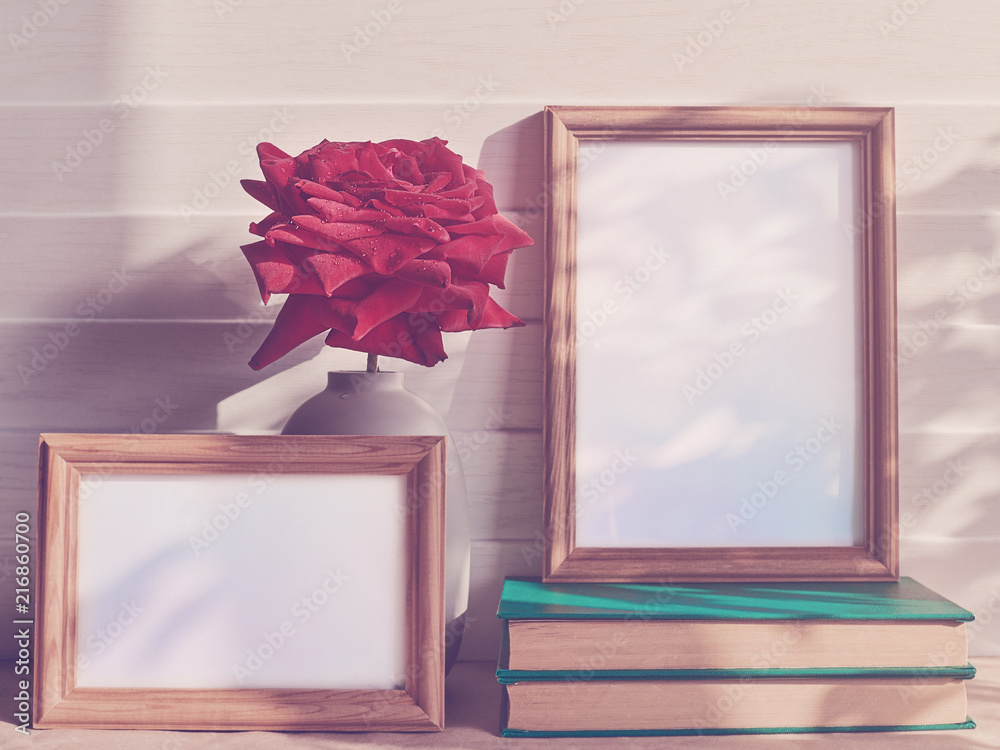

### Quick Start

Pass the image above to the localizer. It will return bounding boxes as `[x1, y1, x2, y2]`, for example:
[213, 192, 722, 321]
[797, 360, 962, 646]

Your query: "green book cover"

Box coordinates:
[497, 577, 975, 622]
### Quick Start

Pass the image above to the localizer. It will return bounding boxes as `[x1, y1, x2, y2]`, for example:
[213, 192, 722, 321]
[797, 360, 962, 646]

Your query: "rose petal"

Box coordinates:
[380, 214, 449, 241]
[470, 174, 499, 217]
[294, 248, 371, 296]
[350, 277, 424, 339]
[293, 213, 384, 244]
[304, 199, 449, 242]
[266, 223, 345, 254]
[357, 144, 399, 183]
[424, 172, 452, 193]
[446, 214, 534, 253]
[391, 155, 424, 186]
[381, 189, 472, 220]
[420, 138, 465, 186]
[241, 179, 280, 212]
[466, 250, 511, 289]
[324, 315, 447, 367]
[379, 137, 433, 155]
[295, 179, 362, 207]
[329, 277, 375, 300]
[434, 233, 504, 272]
[249, 295, 328, 370]
[307, 197, 397, 223]
[409, 279, 489, 328]
[286, 278, 422, 340]
[257, 142, 293, 161]
[241, 241, 325, 303]
[248, 212, 284, 238]
[304, 152, 340, 185]
[395, 259, 451, 288]
[436, 180, 477, 201]
[434, 297, 524, 332]
[303, 295, 360, 336]
[384, 190, 474, 222]
[340, 233, 437, 275]
[495, 214, 534, 252]
[307, 141, 361, 177]
[433, 215, 532, 274]
[257, 144, 311, 216]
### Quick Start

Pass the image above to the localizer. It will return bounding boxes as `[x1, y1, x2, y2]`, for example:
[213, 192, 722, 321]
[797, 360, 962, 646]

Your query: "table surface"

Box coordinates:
[3, 658, 997, 749]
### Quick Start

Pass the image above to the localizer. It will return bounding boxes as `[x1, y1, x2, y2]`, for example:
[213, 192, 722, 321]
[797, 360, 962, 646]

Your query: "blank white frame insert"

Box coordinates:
[75, 472, 407, 689]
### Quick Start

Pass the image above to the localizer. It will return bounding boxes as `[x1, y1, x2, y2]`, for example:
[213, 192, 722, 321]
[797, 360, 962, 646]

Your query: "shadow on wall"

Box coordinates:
[441, 112, 547, 437]
[893, 140, 1000, 549]
[0, 240, 321, 525]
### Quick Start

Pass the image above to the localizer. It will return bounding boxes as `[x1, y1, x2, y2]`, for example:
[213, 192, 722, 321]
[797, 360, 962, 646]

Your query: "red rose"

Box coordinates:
[239, 137, 533, 369]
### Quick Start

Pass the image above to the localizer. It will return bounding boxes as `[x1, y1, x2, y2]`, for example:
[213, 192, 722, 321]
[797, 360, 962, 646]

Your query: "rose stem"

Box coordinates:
[366, 352, 379, 373]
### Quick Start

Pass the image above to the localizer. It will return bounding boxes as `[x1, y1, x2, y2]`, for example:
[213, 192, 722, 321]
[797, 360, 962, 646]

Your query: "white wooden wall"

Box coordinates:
[2, 0, 999, 661]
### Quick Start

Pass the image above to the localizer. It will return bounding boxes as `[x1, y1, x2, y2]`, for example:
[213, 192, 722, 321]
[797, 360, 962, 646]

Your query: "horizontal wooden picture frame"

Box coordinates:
[34, 433, 446, 731]
[544, 106, 897, 583]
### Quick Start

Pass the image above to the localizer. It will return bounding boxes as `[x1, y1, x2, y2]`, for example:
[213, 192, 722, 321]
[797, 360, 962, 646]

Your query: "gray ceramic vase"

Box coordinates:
[280, 371, 471, 674]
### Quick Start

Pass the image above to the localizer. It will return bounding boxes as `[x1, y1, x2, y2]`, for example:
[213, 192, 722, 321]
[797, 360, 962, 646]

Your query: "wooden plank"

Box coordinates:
[0, 212, 543, 322]
[901, 538, 1000, 656]
[893, 106, 1000, 215]
[899, 432, 1000, 540]
[897, 322, 1000, 433]
[459, 541, 542, 663]
[3, 1, 997, 104]
[0, 103, 543, 214]
[3, 319, 999, 481]
[460, 430, 543, 542]
[2, 104, 998, 216]
[0, 320, 543, 433]
[5, 204, 998, 329]
[0, 432, 41, 495]
[896, 214, 1000, 328]
[1, 316, 995, 442]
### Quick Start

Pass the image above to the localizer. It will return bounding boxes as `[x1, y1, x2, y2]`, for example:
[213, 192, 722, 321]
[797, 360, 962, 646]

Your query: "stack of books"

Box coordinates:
[496, 577, 976, 738]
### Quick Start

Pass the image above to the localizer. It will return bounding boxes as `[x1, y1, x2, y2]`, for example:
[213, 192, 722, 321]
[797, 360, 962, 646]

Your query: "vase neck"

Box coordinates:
[326, 371, 404, 393]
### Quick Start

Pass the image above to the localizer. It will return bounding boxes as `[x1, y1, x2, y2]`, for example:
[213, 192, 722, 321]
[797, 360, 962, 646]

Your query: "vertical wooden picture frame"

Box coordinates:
[35, 433, 446, 731]
[544, 106, 897, 582]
